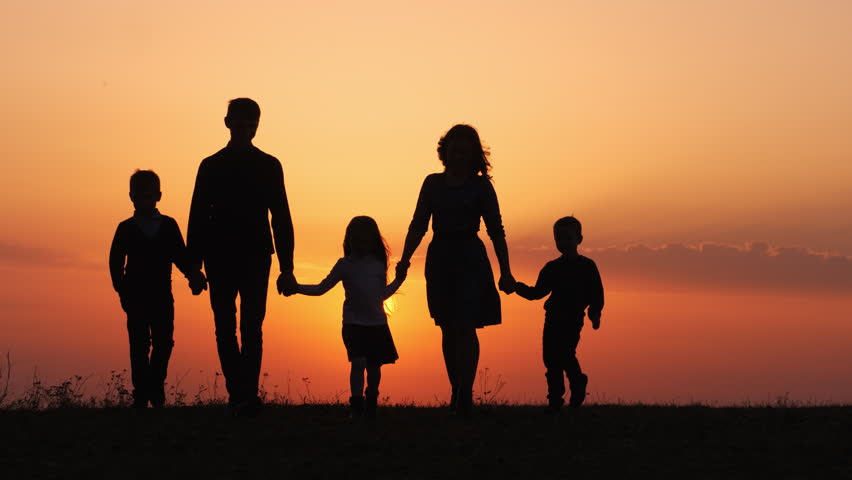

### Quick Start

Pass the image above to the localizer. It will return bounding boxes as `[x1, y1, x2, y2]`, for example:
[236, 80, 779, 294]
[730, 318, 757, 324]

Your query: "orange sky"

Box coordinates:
[2, 0, 851, 405]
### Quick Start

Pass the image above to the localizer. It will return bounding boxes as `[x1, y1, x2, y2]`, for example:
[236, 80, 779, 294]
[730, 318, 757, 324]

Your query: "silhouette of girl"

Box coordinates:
[296, 216, 406, 419]
[397, 124, 515, 415]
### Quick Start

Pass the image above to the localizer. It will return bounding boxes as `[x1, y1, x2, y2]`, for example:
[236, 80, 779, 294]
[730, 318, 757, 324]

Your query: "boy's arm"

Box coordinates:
[514, 264, 552, 301]
[108, 224, 127, 293]
[297, 260, 343, 296]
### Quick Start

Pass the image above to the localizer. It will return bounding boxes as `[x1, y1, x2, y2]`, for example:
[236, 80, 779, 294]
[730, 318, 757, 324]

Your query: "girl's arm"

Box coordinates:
[383, 267, 407, 299]
[298, 259, 344, 296]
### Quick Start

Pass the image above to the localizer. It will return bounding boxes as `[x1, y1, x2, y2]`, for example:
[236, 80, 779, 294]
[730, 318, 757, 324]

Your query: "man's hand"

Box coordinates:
[188, 271, 208, 296]
[277, 271, 298, 296]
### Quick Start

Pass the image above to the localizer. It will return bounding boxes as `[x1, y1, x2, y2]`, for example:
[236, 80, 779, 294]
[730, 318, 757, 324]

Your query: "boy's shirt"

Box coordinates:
[109, 210, 193, 304]
[515, 254, 604, 323]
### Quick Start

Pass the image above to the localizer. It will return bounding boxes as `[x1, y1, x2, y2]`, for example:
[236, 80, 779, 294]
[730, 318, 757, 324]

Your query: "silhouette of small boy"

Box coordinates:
[109, 170, 207, 408]
[514, 216, 604, 412]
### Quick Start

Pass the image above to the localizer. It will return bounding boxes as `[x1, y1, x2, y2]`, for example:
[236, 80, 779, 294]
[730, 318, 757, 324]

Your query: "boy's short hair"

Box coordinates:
[226, 98, 261, 120]
[554, 216, 582, 236]
[130, 170, 160, 193]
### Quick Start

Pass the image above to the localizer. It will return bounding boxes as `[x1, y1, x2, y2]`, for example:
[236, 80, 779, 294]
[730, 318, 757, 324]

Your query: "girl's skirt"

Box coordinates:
[342, 323, 399, 365]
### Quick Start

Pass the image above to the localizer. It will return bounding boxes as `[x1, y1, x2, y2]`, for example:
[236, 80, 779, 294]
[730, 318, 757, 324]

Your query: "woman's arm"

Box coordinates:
[481, 179, 515, 292]
[398, 177, 432, 268]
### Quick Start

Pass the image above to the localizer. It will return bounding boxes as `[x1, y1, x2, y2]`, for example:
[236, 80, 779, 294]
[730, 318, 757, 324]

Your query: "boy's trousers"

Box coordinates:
[126, 299, 175, 404]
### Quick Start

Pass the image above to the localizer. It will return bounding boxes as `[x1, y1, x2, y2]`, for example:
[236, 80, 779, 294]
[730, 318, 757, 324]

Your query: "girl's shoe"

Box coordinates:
[349, 396, 365, 419]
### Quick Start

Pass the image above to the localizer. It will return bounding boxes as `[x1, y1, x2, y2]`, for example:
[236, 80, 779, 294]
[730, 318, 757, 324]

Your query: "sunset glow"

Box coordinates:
[2, 0, 851, 405]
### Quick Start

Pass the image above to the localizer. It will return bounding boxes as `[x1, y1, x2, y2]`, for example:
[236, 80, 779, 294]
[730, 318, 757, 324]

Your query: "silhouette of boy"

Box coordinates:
[186, 98, 296, 415]
[109, 170, 206, 408]
[514, 216, 604, 411]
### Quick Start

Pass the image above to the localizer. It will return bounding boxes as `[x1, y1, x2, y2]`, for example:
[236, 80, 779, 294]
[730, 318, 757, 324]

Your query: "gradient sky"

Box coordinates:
[2, 0, 851, 405]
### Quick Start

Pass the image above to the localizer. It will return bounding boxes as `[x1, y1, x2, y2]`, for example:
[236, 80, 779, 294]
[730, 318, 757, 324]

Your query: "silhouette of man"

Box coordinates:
[187, 98, 298, 415]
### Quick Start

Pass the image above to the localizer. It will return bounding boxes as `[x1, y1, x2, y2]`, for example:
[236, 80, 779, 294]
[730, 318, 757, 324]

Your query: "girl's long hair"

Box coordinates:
[343, 216, 390, 281]
[436, 124, 492, 180]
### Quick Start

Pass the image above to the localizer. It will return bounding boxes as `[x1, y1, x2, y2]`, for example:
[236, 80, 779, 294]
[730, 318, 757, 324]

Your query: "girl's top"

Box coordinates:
[298, 257, 404, 326]
[407, 173, 506, 241]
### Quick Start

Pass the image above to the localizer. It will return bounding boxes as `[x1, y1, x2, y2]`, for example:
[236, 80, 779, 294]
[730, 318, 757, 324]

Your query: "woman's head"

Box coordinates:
[344, 216, 390, 275]
[437, 124, 492, 179]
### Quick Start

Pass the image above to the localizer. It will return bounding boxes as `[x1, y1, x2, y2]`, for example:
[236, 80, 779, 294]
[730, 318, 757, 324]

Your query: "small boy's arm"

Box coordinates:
[587, 263, 605, 322]
[108, 225, 127, 293]
[514, 265, 552, 301]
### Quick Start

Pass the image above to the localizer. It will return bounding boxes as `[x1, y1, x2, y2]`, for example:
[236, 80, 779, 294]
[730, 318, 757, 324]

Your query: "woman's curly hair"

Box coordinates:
[437, 124, 492, 180]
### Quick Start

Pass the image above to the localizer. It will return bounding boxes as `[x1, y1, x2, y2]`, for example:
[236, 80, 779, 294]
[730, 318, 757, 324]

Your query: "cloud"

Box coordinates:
[0, 240, 100, 270]
[513, 241, 852, 293]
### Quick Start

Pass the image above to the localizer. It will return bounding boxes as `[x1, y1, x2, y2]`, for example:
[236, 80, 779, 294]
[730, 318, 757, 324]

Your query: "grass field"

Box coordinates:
[1, 403, 850, 479]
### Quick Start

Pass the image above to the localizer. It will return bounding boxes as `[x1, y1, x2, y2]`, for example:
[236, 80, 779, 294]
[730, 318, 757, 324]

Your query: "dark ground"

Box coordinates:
[1, 404, 850, 479]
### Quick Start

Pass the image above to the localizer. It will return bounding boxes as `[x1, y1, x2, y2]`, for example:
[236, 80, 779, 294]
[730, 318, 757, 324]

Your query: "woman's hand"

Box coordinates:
[498, 273, 516, 294]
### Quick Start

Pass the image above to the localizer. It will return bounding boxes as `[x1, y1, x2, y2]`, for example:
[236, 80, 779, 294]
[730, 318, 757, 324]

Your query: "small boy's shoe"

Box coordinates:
[545, 397, 563, 415]
[349, 396, 365, 419]
[569, 374, 588, 408]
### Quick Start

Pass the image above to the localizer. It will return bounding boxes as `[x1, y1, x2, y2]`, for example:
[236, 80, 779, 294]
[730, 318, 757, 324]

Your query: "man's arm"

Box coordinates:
[268, 158, 297, 294]
[186, 160, 211, 273]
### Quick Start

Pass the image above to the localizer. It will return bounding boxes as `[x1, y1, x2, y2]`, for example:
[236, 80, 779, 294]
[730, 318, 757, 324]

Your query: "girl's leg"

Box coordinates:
[365, 363, 382, 418]
[349, 357, 367, 417]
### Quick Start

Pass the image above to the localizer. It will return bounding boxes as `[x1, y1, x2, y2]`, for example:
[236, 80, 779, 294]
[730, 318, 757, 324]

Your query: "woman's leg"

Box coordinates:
[439, 324, 458, 406]
[456, 326, 479, 414]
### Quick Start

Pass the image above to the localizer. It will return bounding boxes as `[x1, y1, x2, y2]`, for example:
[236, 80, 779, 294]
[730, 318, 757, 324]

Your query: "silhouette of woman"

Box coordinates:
[397, 124, 515, 415]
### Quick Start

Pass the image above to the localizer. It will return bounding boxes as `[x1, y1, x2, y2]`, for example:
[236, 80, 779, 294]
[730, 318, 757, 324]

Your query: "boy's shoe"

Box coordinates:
[568, 374, 588, 408]
[236, 396, 263, 417]
[131, 394, 148, 409]
[349, 396, 365, 420]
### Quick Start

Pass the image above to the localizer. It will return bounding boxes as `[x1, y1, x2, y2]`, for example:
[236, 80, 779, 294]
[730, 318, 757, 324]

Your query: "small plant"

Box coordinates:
[475, 367, 507, 407]
[0, 352, 12, 408]
[101, 370, 132, 407]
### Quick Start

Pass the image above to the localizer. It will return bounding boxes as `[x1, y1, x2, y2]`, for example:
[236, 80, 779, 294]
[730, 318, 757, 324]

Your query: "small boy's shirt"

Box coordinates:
[515, 254, 604, 323]
[109, 210, 192, 303]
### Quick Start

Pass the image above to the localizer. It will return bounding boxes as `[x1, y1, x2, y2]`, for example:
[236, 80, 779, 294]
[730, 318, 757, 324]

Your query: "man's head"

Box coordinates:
[225, 98, 261, 144]
[554, 216, 583, 255]
[129, 169, 161, 213]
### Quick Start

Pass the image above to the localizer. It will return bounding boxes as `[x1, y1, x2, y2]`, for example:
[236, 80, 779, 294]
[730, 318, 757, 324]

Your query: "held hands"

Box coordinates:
[188, 271, 208, 295]
[589, 311, 601, 330]
[498, 273, 516, 294]
[277, 271, 298, 296]
[395, 260, 410, 281]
